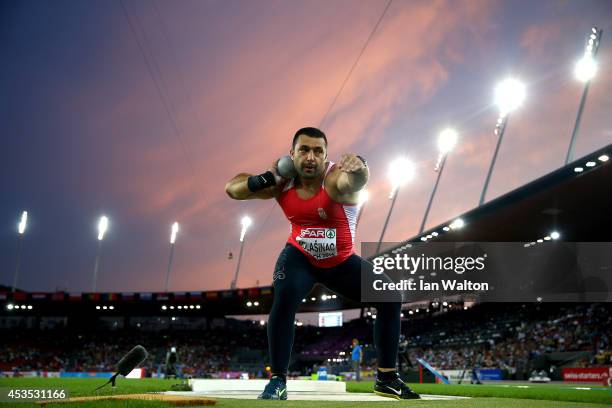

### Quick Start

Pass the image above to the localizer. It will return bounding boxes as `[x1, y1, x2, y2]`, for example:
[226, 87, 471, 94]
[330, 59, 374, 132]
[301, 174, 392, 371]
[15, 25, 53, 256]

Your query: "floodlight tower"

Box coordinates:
[419, 128, 458, 234]
[356, 189, 369, 227]
[479, 78, 526, 206]
[376, 157, 415, 253]
[11, 211, 28, 292]
[92, 215, 108, 292]
[164, 222, 180, 292]
[230, 216, 252, 290]
[566, 26, 603, 164]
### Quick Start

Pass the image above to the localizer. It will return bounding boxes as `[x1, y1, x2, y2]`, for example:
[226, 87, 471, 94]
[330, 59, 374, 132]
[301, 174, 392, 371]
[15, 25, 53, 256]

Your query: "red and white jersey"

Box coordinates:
[276, 162, 360, 268]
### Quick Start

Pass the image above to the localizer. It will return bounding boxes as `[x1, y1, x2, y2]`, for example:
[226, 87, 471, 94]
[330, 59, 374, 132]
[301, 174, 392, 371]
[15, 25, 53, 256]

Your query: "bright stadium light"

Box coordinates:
[388, 157, 415, 191]
[420, 128, 459, 234]
[358, 189, 369, 205]
[494, 78, 526, 115]
[92, 215, 109, 292]
[575, 55, 597, 82]
[170, 222, 179, 244]
[356, 189, 369, 227]
[438, 128, 458, 154]
[240, 216, 252, 242]
[12, 211, 29, 292]
[566, 27, 604, 164]
[550, 231, 561, 240]
[97, 216, 108, 241]
[164, 221, 180, 292]
[480, 79, 526, 205]
[231, 216, 253, 290]
[450, 218, 465, 230]
[378, 157, 415, 253]
[18, 211, 28, 235]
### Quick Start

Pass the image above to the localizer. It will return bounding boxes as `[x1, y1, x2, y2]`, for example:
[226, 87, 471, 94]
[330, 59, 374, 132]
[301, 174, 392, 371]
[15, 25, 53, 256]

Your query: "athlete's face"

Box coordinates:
[291, 134, 327, 180]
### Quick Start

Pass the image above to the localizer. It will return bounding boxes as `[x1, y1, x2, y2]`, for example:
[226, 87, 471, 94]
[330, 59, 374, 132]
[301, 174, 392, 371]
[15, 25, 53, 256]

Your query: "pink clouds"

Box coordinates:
[34, 1, 611, 293]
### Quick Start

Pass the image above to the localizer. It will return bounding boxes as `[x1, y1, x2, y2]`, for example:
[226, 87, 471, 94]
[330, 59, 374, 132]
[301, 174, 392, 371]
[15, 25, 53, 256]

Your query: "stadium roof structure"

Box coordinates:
[384, 142, 611, 246]
[0, 143, 610, 318]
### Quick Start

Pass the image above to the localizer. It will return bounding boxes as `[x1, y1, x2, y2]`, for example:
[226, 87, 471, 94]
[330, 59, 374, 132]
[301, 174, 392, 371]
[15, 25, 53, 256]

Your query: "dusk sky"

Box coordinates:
[1, 0, 611, 293]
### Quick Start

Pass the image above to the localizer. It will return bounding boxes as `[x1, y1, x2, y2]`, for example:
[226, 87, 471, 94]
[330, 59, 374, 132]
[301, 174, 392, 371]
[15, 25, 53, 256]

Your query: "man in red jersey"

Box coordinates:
[225, 127, 419, 400]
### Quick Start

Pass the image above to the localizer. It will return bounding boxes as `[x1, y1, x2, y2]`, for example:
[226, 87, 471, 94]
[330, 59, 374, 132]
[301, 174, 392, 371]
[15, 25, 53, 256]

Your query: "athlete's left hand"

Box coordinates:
[338, 153, 366, 173]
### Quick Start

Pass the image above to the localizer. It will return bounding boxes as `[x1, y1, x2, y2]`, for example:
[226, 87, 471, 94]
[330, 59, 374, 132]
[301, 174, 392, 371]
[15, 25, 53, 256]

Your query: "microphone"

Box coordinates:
[94, 345, 148, 391]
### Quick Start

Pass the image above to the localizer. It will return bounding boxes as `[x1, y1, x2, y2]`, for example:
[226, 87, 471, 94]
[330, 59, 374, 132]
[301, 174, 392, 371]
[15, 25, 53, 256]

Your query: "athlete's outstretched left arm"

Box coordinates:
[336, 153, 369, 194]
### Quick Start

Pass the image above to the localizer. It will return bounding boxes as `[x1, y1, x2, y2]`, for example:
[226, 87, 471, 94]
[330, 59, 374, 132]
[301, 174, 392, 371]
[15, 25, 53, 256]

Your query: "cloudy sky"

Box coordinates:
[1, 0, 611, 293]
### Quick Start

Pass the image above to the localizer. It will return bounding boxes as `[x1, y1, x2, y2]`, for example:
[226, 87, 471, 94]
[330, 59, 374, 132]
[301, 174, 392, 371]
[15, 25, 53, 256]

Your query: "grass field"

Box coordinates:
[0, 377, 610, 407]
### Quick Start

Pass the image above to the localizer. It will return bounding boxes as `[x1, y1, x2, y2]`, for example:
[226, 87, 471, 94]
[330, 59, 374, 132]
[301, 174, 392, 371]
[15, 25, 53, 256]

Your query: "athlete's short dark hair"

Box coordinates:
[292, 127, 327, 149]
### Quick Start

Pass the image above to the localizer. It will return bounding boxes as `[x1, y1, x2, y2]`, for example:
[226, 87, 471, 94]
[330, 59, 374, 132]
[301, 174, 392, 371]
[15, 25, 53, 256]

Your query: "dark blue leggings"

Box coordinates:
[267, 244, 401, 373]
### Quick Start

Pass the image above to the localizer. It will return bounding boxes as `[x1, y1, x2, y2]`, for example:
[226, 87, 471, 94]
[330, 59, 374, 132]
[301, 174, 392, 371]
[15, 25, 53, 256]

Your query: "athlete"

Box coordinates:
[225, 127, 420, 400]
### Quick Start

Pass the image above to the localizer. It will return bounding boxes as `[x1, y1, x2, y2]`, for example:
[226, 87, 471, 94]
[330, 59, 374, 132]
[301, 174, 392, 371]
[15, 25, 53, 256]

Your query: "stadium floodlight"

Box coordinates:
[480, 78, 526, 206]
[420, 129, 459, 234]
[449, 218, 465, 230]
[231, 216, 253, 290]
[566, 27, 603, 164]
[18, 211, 27, 235]
[550, 231, 560, 240]
[494, 78, 526, 115]
[12, 211, 29, 293]
[358, 189, 369, 205]
[377, 157, 415, 253]
[97, 216, 108, 241]
[355, 189, 369, 227]
[598, 154, 609, 162]
[92, 215, 109, 292]
[438, 128, 458, 155]
[170, 222, 179, 244]
[164, 221, 180, 292]
[240, 216, 252, 242]
[575, 55, 597, 82]
[388, 157, 415, 192]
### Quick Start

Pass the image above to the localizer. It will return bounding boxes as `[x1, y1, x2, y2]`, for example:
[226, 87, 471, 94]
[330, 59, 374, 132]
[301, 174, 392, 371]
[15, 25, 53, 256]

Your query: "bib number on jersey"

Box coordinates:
[296, 228, 337, 260]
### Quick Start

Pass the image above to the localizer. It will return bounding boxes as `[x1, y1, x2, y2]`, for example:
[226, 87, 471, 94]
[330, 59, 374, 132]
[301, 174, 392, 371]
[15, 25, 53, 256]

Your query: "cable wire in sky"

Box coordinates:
[319, 0, 393, 128]
[119, 0, 210, 209]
